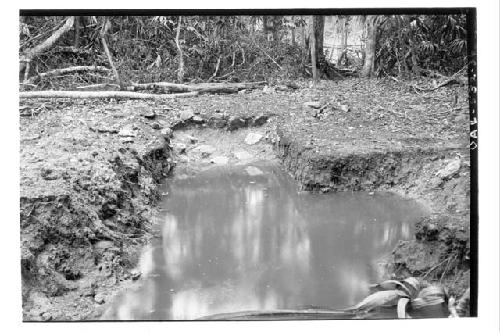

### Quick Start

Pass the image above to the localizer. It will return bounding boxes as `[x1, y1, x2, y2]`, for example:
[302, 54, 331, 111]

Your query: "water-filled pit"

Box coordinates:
[102, 162, 427, 320]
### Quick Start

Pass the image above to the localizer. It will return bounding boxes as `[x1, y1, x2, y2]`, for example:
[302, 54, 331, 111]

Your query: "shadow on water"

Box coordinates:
[101, 162, 428, 320]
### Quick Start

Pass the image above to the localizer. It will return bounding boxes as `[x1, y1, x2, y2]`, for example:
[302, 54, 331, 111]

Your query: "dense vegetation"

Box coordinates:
[19, 14, 470, 90]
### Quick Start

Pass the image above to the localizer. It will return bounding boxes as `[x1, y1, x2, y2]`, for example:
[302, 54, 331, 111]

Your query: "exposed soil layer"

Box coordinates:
[19, 78, 471, 320]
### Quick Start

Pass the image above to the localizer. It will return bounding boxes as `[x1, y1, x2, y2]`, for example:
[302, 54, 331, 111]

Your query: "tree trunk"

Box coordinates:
[99, 18, 122, 88]
[20, 91, 199, 100]
[337, 17, 349, 66]
[361, 15, 378, 78]
[74, 16, 81, 48]
[310, 16, 318, 85]
[313, 15, 324, 63]
[175, 16, 185, 83]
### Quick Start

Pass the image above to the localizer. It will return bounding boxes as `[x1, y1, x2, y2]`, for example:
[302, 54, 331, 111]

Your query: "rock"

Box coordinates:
[151, 122, 162, 130]
[252, 114, 269, 126]
[192, 115, 204, 124]
[304, 101, 322, 109]
[40, 168, 59, 180]
[179, 108, 195, 121]
[160, 128, 173, 140]
[245, 166, 264, 176]
[94, 240, 114, 250]
[118, 126, 137, 137]
[94, 293, 106, 304]
[435, 159, 461, 180]
[244, 132, 263, 145]
[234, 150, 253, 161]
[120, 137, 134, 144]
[130, 269, 141, 281]
[211, 156, 229, 165]
[228, 117, 246, 131]
[140, 109, 156, 119]
[339, 104, 350, 112]
[193, 144, 216, 158]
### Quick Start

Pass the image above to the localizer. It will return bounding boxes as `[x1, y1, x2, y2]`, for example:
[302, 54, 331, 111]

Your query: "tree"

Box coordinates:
[361, 15, 379, 78]
[310, 16, 318, 84]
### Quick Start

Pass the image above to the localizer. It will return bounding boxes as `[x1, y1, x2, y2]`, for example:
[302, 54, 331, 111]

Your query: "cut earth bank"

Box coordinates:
[19, 78, 471, 320]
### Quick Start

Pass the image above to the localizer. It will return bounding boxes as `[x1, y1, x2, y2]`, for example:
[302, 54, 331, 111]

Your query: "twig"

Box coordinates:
[208, 56, 221, 82]
[256, 44, 283, 70]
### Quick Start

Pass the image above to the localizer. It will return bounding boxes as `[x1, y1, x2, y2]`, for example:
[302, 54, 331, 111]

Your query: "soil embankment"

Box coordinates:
[19, 78, 471, 320]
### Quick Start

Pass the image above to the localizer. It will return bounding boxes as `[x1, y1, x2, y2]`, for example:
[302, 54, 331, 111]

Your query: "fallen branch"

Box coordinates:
[76, 83, 120, 91]
[19, 91, 199, 99]
[131, 81, 266, 94]
[21, 16, 75, 64]
[26, 66, 110, 84]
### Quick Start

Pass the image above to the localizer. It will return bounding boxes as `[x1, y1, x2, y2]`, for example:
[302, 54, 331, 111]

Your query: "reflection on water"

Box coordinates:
[102, 163, 425, 320]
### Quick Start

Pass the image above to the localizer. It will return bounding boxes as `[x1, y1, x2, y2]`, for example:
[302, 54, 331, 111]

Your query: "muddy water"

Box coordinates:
[102, 163, 426, 320]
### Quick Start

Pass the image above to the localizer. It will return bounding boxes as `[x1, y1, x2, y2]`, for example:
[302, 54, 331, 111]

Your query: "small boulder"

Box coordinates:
[160, 128, 173, 140]
[192, 115, 204, 124]
[435, 159, 461, 180]
[244, 132, 263, 145]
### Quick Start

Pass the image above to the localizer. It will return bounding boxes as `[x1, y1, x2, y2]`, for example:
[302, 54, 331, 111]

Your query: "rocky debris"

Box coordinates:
[435, 159, 461, 180]
[192, 144, 216, 158]
[244, 132, 264, 145]
[245, 166, 264, 176]
[211, 156, 229, 165]
[89, 124, 119, 134]
[208, 115, 228, 128]
[233, 150, 253, 161]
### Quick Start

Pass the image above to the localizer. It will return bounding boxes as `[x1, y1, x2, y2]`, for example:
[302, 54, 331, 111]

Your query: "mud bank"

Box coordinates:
[274, 128, 470, 305]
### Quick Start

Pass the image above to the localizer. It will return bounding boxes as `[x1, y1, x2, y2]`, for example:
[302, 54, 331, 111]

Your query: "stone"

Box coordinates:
[192, 115, 204, 124]
[304, 101, 322, 109]
[94, 240, 114, 250]
[40, 168, 59, 180]
[118, 126, 137, 137]
[211, 156, 229, 165]
[140, 109, 156, 119]
[244, 132, 263, 145]
[252, 114, 269, 126]
[339, 104, 350, 112]
[228, 117, 246, 131]
[160, 128, 173, 139]
[245, 166, 264, 176]
[435, 159, 461, 180]
[94, 293, 105, 304]
[179, 108, 195, 121]
[234, 150, 253, 161]
[151, 122, 162, 130]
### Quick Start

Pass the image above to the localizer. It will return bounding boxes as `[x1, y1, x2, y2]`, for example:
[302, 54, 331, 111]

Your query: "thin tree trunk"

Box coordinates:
[20, 91, 198, 100]
[175, 16, 185, 83]
[99, 18, 121, 88]
[361, 15, 378, 78]
[74, 16, 81, 48]
[310, 16, 318, 85]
